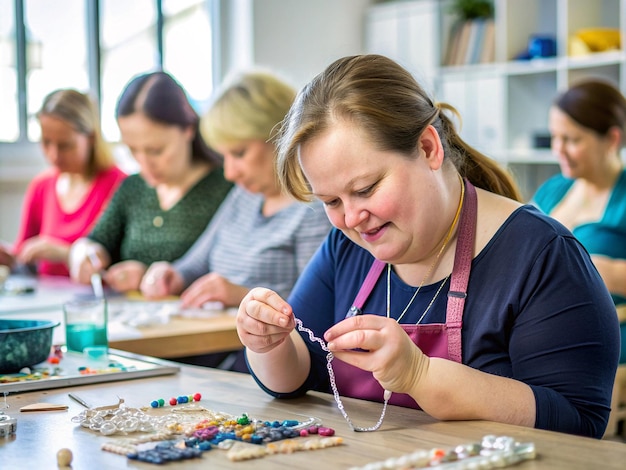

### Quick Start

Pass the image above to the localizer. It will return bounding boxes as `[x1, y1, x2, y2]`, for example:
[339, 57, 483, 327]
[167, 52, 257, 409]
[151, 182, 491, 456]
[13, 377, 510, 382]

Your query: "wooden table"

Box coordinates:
[0, 275, 242, 358]
[109, 313, 241, 358]
[1, 362, 624, 469]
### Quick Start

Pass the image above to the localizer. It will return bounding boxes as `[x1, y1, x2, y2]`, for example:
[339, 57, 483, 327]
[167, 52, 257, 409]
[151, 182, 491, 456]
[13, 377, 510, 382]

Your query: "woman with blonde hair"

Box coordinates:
[0, 89, 126, 276]
[141, 69, 330, 309]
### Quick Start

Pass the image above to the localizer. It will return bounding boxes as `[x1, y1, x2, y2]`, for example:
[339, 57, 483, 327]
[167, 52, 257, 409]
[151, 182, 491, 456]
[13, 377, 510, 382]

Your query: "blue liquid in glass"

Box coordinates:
[66, 323, 108, 352]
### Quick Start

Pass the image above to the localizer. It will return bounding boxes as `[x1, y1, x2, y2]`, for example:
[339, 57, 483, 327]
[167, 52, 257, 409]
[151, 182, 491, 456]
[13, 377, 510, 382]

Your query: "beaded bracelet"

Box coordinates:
[150, 393, 202, 408]
[347, 434, 536, 470]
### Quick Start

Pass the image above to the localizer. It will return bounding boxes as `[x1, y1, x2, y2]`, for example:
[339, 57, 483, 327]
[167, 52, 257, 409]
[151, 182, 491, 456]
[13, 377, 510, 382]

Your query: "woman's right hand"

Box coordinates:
[236, 287, 296, 354]
[140, 262, 182, 299]
[68, 239, 109, 284]
[0, 243, 15, 269]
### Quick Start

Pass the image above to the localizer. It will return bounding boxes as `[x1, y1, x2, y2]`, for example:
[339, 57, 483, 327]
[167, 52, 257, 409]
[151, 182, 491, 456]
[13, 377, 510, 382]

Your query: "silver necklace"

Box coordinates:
[387, 175, 464, 323]
[387, 265, 450, 324]
[294, 317, 391, 432]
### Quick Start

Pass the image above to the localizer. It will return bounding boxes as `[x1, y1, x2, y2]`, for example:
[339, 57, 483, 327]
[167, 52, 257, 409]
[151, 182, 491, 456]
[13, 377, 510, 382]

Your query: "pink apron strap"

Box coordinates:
[446, 179, 477, 362]
[345, 259, 386, 317]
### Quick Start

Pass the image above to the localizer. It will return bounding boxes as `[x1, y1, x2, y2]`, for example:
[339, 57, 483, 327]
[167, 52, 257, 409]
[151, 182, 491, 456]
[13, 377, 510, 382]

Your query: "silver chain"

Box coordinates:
[294, 317, 390, 432]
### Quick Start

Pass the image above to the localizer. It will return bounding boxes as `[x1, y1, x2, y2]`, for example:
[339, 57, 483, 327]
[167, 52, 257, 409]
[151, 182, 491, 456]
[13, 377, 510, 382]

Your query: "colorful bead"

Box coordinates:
[150, 392, 202, 408]
[53, 345, 64, 358]
[348, 435, 536, 470]
[127, 441, 203, 463]
[56, 448, 73, 467]
[318, 427, 335, 437]
[237, 414, 250, 425]
[149, 398, 167, 408]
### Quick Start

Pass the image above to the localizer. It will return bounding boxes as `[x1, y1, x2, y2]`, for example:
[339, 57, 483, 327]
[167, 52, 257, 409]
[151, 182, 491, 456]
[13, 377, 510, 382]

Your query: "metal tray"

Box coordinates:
[0, 348, 179, 394]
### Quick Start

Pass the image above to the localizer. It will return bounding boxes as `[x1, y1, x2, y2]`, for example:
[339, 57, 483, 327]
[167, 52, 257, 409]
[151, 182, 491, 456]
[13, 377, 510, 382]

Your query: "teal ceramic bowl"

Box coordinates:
[0, 319, 60, 372]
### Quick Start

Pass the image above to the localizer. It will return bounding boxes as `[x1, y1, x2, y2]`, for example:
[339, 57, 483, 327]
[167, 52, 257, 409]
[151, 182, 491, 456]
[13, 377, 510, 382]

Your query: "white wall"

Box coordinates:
[0, 0, 374, 244]
[0, 143, 45, 242]
[250, 0, 372, 86]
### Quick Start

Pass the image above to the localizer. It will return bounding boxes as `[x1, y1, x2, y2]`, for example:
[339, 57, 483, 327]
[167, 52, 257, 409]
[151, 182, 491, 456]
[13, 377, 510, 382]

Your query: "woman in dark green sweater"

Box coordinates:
[69, 71, 232, 292]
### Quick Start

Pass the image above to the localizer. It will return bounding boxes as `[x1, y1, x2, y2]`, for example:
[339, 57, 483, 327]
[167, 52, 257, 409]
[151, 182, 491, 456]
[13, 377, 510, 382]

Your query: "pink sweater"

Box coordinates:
[13, 166, 127, 276]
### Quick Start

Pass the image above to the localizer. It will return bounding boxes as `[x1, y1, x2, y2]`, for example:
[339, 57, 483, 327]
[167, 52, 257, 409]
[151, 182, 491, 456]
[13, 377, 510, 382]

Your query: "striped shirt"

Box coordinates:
[174, 186, 332, 299]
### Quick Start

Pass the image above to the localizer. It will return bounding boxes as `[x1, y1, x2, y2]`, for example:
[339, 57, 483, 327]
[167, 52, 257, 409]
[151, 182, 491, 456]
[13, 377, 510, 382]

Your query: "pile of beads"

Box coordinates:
[77, 361, 134, 375]
[226, 436, 344, 461]
[127, 441, 203, 464]
[183, 414, 319, 447]
[0, 369, 50, 384]
[99, 409, 337, 465]
[347, 435, 536, 470]
[150, 393, 201, 408]
[72, 402, 177, 436]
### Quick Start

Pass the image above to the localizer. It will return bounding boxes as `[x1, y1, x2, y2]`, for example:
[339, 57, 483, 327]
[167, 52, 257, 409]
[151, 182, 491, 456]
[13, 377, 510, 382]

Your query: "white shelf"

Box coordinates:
[365, 0, 626, 200]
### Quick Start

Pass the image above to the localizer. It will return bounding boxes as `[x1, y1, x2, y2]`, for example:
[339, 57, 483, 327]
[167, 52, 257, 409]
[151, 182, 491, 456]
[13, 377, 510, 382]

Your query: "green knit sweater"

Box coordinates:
[89, 169, 233, 266]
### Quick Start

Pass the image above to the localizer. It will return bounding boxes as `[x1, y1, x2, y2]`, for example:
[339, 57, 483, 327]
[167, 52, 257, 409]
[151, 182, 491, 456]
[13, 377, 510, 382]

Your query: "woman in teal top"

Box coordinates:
[532, 79, 626, 362]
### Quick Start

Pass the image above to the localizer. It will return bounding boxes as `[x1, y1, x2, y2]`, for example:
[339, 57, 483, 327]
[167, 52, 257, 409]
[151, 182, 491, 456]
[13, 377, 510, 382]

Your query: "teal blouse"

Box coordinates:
[532, 169, 626, 305]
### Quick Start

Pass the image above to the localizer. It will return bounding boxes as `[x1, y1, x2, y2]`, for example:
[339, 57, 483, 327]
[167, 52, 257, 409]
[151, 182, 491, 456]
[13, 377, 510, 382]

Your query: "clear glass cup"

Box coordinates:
[63, 298, 108, 354]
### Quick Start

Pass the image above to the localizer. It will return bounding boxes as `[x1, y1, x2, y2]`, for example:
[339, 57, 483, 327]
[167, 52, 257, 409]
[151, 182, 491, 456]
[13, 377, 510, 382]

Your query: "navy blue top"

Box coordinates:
[250, 205, 620, 438]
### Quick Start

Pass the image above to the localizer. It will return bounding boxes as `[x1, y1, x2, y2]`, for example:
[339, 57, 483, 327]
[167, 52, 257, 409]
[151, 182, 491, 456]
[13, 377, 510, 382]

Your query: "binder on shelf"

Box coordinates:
[452, 20, 473, 65]
[445, 18, 494, 66]
[443, 20, 463, 66]
[479, 18, 495, 63]
[468, 19, 486, 64]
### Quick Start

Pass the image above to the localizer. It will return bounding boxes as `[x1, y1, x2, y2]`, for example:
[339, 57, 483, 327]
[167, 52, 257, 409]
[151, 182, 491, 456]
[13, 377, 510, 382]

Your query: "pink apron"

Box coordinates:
[334, 179, 477, 408]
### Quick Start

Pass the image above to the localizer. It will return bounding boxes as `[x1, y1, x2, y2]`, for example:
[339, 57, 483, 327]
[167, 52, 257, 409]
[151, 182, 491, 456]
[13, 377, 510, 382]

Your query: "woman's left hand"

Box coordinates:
[103, 260, 147, 293]
[16, 236, 70, 264]
[181, 273, 250, 308]
[324, 315, 428, 395]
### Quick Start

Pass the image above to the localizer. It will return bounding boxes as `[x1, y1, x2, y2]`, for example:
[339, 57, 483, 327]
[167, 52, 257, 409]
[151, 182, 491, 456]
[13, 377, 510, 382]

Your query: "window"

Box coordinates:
[100, 0, 159, 141]
[25, 0, 90, 142]
[0, 0, 18, 143]
[0, 0, 217, 150]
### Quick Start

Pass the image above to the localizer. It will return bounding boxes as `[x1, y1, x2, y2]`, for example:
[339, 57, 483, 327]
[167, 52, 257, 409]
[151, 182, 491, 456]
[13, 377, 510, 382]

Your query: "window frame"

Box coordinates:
[0, 0, 220, 179]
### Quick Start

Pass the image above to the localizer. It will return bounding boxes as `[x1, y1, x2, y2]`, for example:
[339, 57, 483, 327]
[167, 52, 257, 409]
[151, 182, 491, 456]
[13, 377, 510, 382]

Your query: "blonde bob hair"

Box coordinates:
[201, 70, 297, 148]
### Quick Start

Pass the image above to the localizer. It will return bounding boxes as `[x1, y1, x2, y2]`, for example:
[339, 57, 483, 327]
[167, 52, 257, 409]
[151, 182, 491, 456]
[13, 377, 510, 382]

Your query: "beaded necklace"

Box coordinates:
[387, 174, 464, 324]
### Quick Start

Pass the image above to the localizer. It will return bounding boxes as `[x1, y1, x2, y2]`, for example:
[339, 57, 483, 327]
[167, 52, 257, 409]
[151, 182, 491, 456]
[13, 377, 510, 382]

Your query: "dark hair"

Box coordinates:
[276, 54, 522, 202]
[116, 71, 222, 166]
[38, 88, 114, 178]
[554, 78, 626, 146]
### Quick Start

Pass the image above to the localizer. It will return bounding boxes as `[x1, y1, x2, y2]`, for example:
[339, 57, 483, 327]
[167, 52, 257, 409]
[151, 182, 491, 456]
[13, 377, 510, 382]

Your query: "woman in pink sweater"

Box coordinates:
[0, 89, 126, 276]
